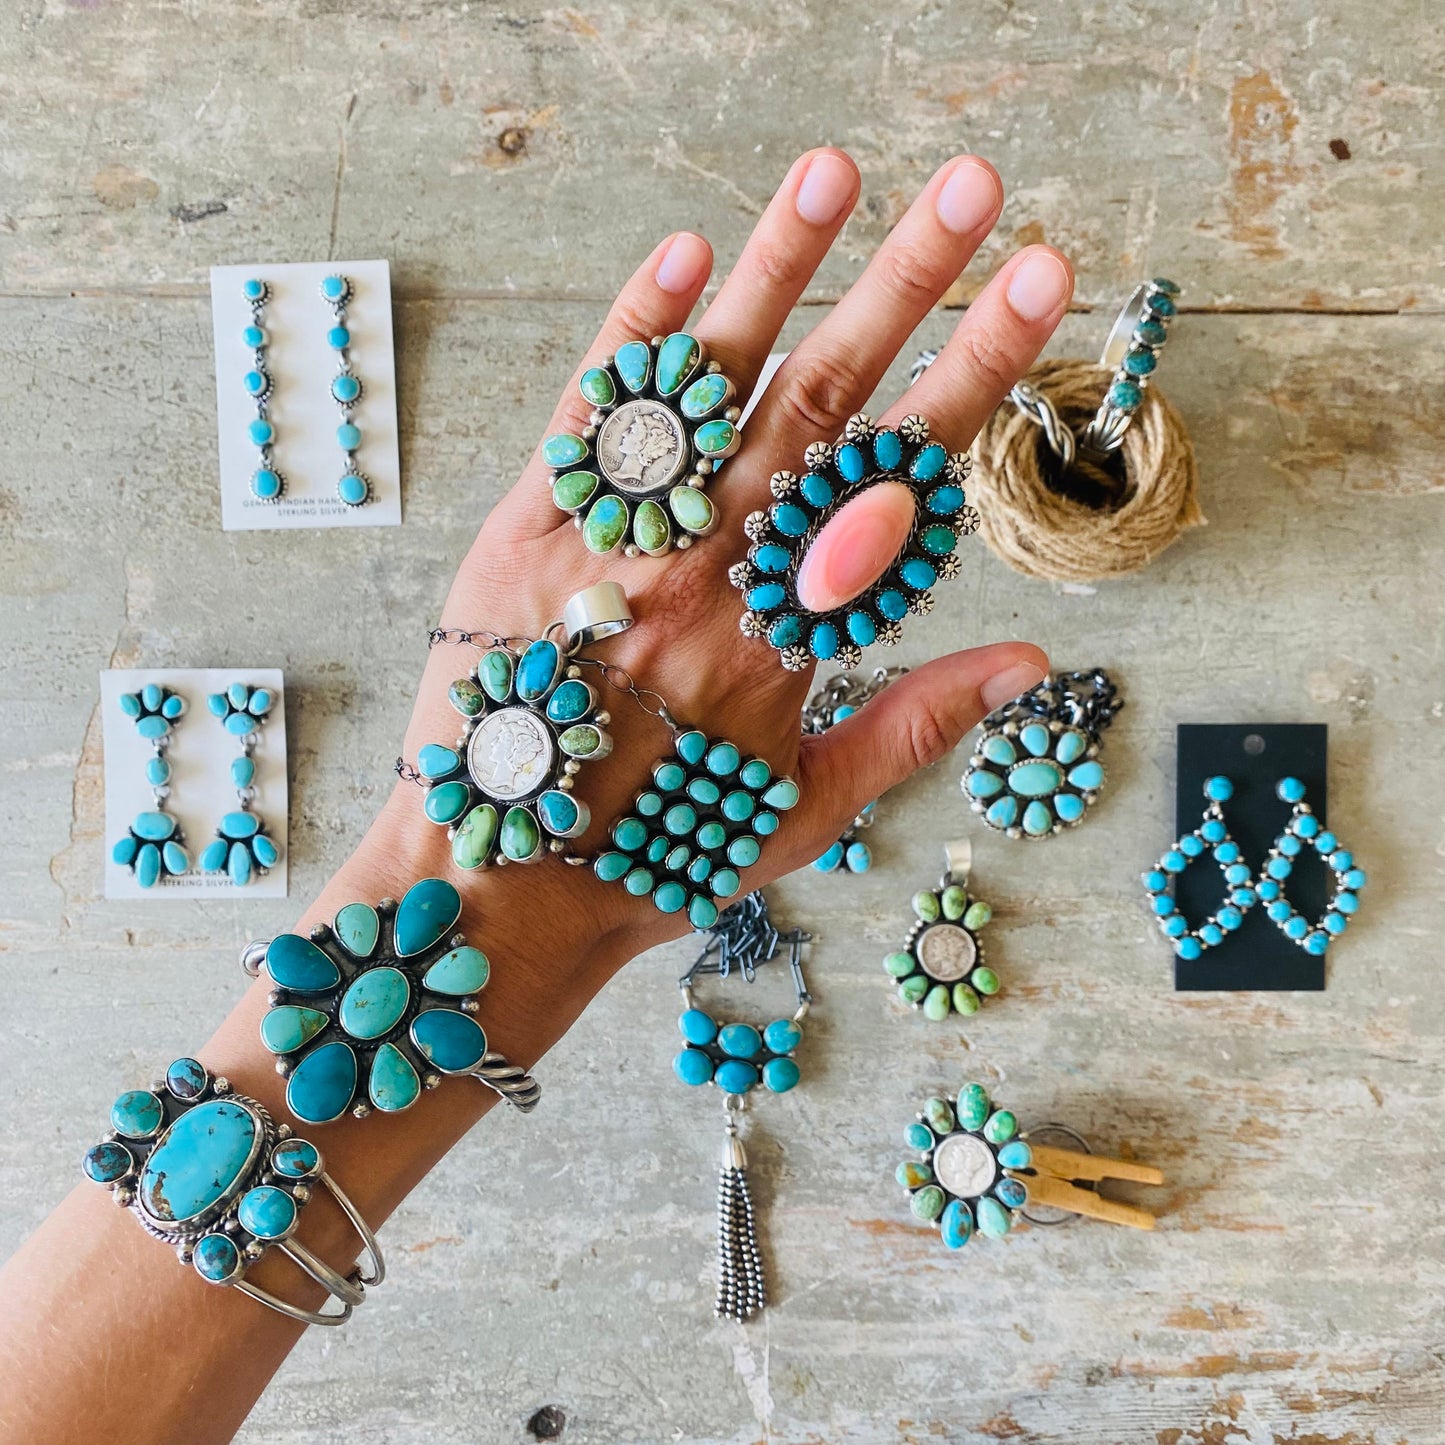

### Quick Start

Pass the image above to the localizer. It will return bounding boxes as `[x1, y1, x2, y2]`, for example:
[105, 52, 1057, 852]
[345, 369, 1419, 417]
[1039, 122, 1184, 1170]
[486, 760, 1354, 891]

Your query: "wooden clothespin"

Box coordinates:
[1013, 1143, 1165, 1231]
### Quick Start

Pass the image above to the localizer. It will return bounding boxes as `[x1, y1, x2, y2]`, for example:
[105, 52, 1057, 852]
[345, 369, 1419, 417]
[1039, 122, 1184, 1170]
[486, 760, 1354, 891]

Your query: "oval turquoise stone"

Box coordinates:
[538, 790, 580, 835]
[286, 1041, 358, 1124]
[983, 1109, 1018, 1144]
[728, 836, 761, 868]
[655, 332, 700, 395]
[226, 840, 252, 883]
[835, 443, 865, 482]
[450, 678, 485, 716]
[542, 433, 587, 468]
[976, 1196, 1012, 1237]
[688, 777, 721, 805]
[771, 503, 809, 536]
[271, 1140, 319, 1178]
[877, 589, 908, 620]
[259, 1004, 329, 1054]
[763, 1057, 800, 1093]
[264, 933, 341, 992]
[696, 820, 727, 850]
[668, 485, 714, 534]
[138, 1099, 258, 1223]
[874, 429, 903, 468]
[193, 1233, 241, 1283]
[920, 524, 956, 555]
[957, 1083, 990, 1130]
[83, 1140, 133, 1183]
[711, 867, 741, 898]
[746, 583, 786, 612]
[583, 495, 629, 553]
[715, 1059, 758, 1095]
[719, 1023, 762, 1059]
[133, 811, 177, 842]
[624, 866, 654, 896]
[706, 742, 741, 776]
[394, 877, 462, 957]
[136, 714, 169, 740]
[900, 558, 936, 590]
[940, 1199, 974, 1250]
[754, 544, 790, 573]
[653, 880, 687, 914]
[546, 680, 592, 723]
[663, 802, 696, 836]
[763, 1018, 802, 1054]
[847, 612, 876, 646]
[368, 1043, 421, 1112]
[911, 443, 947, 480]
[810, 622, 839, 659]
[248, 418, 274, 445]
[579, 367, 616, 407]
[417, 744, 460, 779]
[222, 810, 260, 839]
[145, 756, 171, 787]
[927, 484, 965, 515]
[424, 781, 471, 825]
[339, 966, 409, 1040]
[331, 373, 361, 403]
[1009, 760, 1063, 798]
[252, 469, 281, 500]
[680, 1008, 718, 1045]
[674, 1048, 714, 1086]
[681, 372, 728, 418]
[1055, 729, 1087, 765]
[516, 640, 561, 701]
[112, 835, 138, 867]
[453, 805, 498, 870]
[500, 806, 542, 861]
[238, 1185, 296, 1240]
[613, 817, 648, 852]
[410, 1008, 487, 1074]
[165, 1057, 207, 1100]
[423, 945, 490, 996]
[327, 324, 349, 349]
[695, 419, 737, 457]
[337, 423, 361, 451]
[111, 1089, 164, 1138]
[162, 840, 189, 876]
[614, 339, 651, 392]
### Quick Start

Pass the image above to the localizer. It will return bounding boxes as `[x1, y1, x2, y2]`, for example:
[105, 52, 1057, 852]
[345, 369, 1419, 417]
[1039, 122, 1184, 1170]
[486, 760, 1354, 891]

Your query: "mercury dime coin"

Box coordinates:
[467, 707, 555, 802]
[915, 922, 977, 983]
[596, 399, 688, 494]
[931, 1132, 999, 1200]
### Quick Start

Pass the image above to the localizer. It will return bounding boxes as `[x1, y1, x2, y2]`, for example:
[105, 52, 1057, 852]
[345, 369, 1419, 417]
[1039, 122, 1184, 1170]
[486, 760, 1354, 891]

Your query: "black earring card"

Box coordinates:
[1173, 723, 1328, 992]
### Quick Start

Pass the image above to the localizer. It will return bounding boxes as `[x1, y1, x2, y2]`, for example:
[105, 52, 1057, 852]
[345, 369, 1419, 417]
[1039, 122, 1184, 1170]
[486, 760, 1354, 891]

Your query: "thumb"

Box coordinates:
[784, 643, 1048, 866]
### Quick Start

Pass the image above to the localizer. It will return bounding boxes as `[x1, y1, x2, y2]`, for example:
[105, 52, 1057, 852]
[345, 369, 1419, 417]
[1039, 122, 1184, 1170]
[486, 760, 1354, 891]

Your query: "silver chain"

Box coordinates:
[801, 666, 908, 735]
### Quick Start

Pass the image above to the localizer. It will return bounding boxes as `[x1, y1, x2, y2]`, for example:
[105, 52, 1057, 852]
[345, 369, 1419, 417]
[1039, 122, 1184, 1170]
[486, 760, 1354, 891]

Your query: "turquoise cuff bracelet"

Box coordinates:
[248, 876, 540, 1124]
[84, 1057, 382, 1326]
[1080, 278, 1180, 457]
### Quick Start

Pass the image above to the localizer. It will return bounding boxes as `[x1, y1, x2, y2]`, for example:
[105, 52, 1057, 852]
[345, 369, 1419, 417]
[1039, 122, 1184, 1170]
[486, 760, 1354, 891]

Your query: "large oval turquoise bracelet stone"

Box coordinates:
[256, 877, 518, 1124]
[543, 332, 741, 557]
[593, 729, 799, 928]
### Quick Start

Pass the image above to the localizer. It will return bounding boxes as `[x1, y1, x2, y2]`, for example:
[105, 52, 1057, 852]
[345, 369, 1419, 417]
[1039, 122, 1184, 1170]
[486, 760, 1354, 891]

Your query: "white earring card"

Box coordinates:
[210, 259, 401, 531]
[102, 668, 289, 901]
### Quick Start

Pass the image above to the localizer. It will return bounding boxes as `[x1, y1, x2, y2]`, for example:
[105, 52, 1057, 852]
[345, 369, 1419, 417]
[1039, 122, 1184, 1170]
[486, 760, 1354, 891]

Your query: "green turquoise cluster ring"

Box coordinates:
[543, 332, 741, 557]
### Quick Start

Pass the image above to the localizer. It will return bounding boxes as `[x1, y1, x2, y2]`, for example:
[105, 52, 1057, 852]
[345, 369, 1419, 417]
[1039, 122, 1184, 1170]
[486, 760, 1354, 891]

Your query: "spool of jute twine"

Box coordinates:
[969, 357, 1205, 583]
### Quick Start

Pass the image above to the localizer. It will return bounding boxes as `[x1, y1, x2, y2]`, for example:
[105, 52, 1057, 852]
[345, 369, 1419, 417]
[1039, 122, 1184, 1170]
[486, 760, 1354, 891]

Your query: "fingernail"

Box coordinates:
[980, 661, 1048, 711]
[935, 159, 1002, 236]
[796, 153, 857, 226]
[1005, 251, 1072, 321]
[656, 232, 711, 295]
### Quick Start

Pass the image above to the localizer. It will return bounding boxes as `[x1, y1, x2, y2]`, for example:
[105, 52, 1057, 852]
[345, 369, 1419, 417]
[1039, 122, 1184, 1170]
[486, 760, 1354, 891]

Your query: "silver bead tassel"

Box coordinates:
[715, 1117, 766, 1321]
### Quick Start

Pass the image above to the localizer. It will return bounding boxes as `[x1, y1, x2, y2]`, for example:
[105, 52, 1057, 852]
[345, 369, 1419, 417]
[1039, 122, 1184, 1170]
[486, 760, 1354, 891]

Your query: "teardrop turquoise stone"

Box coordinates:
[410, 1009, 487, 1074]
[138, 1099, 258, 1224]
[515, 640, 561, 702]
[537, 790, 580, 835]
[424, 781, 471, 825]
[1055, 729, 1087, 765]
[228, 841, 253, 887]
[393, 878, 462, 957]
[940, 1199, 974, 1250]
[479, 649, 514, 702]
[259, 1004, 329, 1054]
[1068, 761, 1105, 790]
[1019, 722, 1051, 757]
[1022, 800, 1054, 836]
[676, 731, 707, 765]
[286, 1041, 358, 1124]
[681, 372, 728, 418]
[369, 1043, 422, 1112]
[265, 933, 341, 992]
[335, 902, 380, 957]
[583, 495, 628, 553]
[501, 806, 542, 861]
[339, 966, 410, 1040]
[418, 744, 461, 779]
[614, 340, 651, 392]
[546, 680, 592, 723]
[422, 945, 490, 996]
[976, 1196, 1012, 1237]
[655, 332, 700, 395]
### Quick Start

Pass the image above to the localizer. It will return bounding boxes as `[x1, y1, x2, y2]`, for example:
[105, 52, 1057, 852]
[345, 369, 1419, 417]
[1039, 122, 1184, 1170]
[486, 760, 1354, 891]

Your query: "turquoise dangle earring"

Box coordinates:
[111, 684, 190, 888]
[1141, 776, 1256, 960]
[671, 893, 811, 1320]
[200, 682, 281, 886]
[883, 841, 997, 1020]
[1258, 777, 1366, 956]
[242, 279, 284, 503]
[802, 666, 907, 874]
[322, 274, 370, 507]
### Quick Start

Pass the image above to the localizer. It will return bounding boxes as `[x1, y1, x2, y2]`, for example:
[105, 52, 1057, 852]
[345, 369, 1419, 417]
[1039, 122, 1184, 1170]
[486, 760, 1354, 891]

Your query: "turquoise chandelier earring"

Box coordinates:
[241, 278, 284, 503]
[883, 841, 997, 1020]
[671, 892, 812, 1320]
[321, 274, 370, 507]
[200, 682, 281, 886]
[1257, 777, 1366, 956]
[730, 413, 979, 671]
[1141, 775, 1257, 961]
[543, 332, 740, 556]
[111, 684, 190, 888]
[243, 875, 539, 1124]
[963, 669, 1120, 838]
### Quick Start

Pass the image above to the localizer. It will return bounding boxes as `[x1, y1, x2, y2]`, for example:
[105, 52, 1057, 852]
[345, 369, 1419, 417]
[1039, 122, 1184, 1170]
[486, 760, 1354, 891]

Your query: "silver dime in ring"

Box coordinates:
[596, 399, 688, 494]
[467, 707, 555, 802]
[915, 923, 977, 983]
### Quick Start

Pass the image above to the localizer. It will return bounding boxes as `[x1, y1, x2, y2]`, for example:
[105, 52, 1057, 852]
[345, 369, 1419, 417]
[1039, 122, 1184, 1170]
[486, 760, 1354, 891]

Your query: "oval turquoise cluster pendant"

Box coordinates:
[544, 332, 740, 557]
[896, 1081, 1030, 1249]
[427, 637, 612, 871]
[255, 877, 508, 1125]
[82, 1055, 381, 1323]
[593, 731, 799, 928]
[730, 412, 978, 671]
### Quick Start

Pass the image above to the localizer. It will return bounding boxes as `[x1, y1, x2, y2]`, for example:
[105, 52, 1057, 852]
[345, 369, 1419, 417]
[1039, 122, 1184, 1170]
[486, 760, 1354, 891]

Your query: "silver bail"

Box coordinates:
[562, 581, 633, 649]
[943, 838, 972, 888]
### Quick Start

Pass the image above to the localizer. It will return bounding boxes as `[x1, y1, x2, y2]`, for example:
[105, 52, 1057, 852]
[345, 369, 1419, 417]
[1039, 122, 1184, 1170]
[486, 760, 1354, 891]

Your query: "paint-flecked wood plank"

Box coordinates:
[1, 3, 1442, 309]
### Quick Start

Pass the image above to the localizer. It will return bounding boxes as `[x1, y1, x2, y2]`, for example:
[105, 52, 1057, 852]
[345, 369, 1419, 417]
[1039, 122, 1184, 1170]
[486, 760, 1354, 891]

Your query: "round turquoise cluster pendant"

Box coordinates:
[83, 1056, 380, 1321]
[897, 1082, 1030, 1249]
[256, 878, 494, 1124]
[731, 413, 978, 671]
[885, 878, 997, 1020]
[544, 332, 740, 556]
[593, 731, 799, 928]
[427, 638, 611, 870]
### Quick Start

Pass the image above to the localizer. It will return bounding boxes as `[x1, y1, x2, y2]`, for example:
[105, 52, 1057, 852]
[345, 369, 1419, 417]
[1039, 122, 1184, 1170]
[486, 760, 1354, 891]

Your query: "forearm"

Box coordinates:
[0, 792, 638, 1445]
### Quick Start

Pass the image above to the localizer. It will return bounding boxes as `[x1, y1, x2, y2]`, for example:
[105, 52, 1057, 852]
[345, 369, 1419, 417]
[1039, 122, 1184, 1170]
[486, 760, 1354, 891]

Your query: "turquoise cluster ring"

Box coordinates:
[83, 1056, 383, 1325]
[1080, 278, 1180, 456]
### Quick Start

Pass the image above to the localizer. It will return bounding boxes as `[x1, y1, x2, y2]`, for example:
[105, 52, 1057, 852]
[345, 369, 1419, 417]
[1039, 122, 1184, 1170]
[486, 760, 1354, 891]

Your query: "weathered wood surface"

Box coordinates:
[1, 4, 1443, 1443]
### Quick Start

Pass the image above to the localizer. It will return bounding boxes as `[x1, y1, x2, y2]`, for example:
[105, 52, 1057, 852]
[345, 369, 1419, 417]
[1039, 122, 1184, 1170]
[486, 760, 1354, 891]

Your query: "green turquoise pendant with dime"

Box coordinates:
[543, 333, 741, 558]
